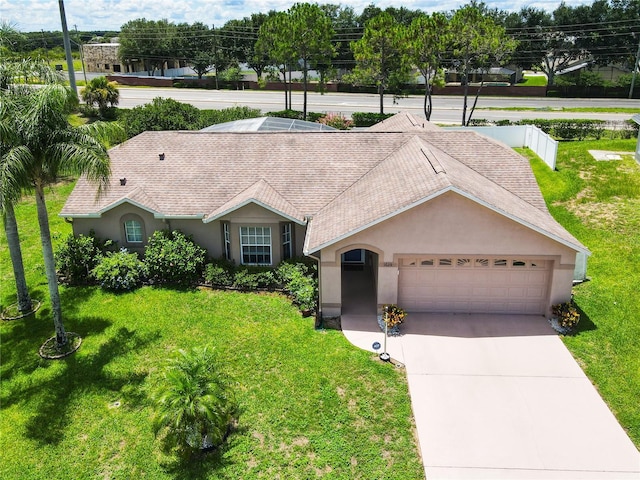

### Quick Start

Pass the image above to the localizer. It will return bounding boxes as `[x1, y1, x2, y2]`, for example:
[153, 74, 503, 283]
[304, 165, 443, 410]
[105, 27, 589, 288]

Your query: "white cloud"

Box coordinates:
[0, 0, 594, 32]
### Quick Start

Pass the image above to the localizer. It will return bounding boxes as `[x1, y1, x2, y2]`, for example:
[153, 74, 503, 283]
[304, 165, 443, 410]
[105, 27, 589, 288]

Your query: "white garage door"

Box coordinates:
[398, 256, 550, 314]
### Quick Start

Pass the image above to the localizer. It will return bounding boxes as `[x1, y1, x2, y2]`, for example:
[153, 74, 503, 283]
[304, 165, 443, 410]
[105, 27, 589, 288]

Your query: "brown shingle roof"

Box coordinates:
[367, 111, 441, 132]
[61, 122, 587, 254]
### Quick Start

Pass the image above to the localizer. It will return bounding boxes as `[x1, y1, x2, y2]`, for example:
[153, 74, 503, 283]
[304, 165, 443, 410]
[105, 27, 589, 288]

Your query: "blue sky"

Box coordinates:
[1, 0, 593, 32]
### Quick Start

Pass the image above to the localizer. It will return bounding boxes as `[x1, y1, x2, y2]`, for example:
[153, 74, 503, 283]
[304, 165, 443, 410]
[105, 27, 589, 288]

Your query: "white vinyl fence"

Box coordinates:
[445, 125, 558, 170]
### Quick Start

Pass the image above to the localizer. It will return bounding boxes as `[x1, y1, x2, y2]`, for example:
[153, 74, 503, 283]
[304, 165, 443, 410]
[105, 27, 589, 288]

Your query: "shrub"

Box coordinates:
[120, 97, 203, 138]
[552, 301, 580, 330]
[276, 260, 318, 312]
[55, 232, 114, 285]
[351, 112, 394, 127]
[518, 119, 606, 140]
[144, 230, 207, 286]
[200, 106, 262, 127]
[232, 270, 260, 291]
[92, 249, 146, 291]
[204, 260, 234, 287]
[318, 112, 353, 130]
[150, 346, 236, 457]
[266, 109, 304, 120]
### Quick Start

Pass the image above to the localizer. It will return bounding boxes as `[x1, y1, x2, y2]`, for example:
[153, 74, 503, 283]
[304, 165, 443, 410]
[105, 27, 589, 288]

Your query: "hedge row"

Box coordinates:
[473, 118, 639, 141]
[56, 230, 318, 313]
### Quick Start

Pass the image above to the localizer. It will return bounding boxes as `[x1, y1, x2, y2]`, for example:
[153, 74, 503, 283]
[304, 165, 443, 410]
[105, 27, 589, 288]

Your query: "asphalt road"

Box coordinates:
[116, 86, 640, 124]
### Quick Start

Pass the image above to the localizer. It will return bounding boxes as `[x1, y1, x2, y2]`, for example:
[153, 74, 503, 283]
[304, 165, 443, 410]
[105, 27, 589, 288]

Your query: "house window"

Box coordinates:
[223, 222, 231, 261]
[124, 220, 143, 243]
[105, 64, 110, 70]
[113, 64, 121, 72]
[282, 223, 292, 260]
[240, 226, 271, 265]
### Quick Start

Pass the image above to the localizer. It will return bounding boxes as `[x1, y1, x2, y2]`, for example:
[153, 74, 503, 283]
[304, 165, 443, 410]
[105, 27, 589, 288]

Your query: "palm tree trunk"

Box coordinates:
[4, 204, 33, 313]
[35, 184, 67, 347]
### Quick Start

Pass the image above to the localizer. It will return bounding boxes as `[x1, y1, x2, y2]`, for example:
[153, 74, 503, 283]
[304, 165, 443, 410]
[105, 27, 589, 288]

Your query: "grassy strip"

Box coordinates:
[522, 139, 640, 447]
[479, 106, 640, 113]
[0, 184, 424, 479]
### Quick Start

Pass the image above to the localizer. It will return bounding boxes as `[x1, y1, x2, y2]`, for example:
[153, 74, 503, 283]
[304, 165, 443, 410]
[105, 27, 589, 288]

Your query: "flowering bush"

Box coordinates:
[318, 112, 353, 130]
[382, 304, 407, 328]
[552, 301, 580, 330]
[92, 249, 146, 291]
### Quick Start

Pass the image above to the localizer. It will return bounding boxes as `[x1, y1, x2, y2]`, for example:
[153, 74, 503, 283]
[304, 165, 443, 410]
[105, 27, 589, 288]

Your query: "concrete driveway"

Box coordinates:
[341, 313, 640, 479]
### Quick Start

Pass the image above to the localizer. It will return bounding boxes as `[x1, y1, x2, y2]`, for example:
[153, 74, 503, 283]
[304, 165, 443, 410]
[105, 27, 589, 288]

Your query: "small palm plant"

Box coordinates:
[150, 346, 236, 457]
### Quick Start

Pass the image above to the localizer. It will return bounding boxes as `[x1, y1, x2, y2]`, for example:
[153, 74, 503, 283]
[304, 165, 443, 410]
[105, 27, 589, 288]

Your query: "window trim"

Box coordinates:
[239, 226, 272, 266]
[222, 222, 232, 261]
[121, 214, 146, 246]
[281, 222, 293, 261]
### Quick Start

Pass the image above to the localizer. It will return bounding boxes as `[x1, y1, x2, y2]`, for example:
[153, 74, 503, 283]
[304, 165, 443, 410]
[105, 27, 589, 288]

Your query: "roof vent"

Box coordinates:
[159, 153, 165, 161]
[119, 178, 127, 186]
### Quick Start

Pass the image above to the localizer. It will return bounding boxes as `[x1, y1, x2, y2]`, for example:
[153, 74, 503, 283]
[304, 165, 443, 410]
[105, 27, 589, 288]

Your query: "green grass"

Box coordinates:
[480, 106, 640, 114]
[0, 183, 424, 479]
[516, 74, 548, 87]
[526, 138, 640, 447]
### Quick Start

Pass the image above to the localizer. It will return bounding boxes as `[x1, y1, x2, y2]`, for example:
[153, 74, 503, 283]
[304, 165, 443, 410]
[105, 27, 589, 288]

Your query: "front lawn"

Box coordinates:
[525, 138, 640, 447]
[0, 184, 424, 479]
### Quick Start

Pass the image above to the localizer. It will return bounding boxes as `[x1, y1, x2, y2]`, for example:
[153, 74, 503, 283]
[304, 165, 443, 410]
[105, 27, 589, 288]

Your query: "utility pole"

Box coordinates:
[74, 24, 87, 84]
[58, 0, 77, 98]
[629, 34, 640, 100]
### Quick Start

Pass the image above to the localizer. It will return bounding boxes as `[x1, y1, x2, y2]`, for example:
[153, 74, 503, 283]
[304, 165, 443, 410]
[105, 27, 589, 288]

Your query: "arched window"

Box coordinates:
[121, 214, 146, 246]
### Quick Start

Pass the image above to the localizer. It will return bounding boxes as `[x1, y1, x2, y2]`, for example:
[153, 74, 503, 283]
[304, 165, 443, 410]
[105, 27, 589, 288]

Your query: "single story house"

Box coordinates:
[61, 112, 589, 318]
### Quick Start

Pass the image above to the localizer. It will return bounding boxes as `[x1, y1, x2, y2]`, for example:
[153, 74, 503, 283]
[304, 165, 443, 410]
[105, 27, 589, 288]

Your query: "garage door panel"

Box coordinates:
[398, 257, 550, 315]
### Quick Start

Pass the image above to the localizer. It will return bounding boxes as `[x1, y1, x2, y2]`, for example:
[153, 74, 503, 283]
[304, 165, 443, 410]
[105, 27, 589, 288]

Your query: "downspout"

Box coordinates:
[303, 215, 322, 328]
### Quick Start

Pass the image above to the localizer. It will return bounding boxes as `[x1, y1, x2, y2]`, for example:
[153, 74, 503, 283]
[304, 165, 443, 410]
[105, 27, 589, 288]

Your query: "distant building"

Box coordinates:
[81, 43, 144, 74]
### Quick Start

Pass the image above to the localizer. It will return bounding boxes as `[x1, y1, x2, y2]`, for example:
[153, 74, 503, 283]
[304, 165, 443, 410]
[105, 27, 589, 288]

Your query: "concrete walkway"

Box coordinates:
[341, 312, 640, 479]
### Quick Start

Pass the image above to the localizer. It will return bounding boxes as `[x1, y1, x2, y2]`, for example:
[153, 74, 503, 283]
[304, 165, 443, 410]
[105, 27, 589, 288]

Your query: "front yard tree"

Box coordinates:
[1, 94, 33, 315]
[3, 84, 113, 349]
[349, 12, 410, 114]
[450, 5, 517, 126]
[151, 346, 237, 456]
[406, 12, 450, 120]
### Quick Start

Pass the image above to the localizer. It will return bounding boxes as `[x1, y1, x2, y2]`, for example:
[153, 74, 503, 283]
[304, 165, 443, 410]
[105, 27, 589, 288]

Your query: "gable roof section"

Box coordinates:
[305, 135, 588, 255]
[367, 111, 441, 132]
[205, 179, 306, 224]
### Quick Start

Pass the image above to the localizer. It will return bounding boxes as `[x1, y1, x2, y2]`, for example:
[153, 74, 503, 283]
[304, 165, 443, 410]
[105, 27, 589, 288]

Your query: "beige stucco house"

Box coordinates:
[61, 112, 589, 318]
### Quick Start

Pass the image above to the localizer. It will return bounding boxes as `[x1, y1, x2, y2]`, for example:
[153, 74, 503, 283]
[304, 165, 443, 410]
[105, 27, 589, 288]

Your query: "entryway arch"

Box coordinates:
[339, 246, 380, 315]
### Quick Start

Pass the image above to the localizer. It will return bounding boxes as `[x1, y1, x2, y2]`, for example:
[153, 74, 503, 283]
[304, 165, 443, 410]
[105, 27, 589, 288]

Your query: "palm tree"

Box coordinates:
[81, 76, 119, 117]
[151, 347, 236, 456]
[3, 83, 112, 348]
[1, 87, 34, 315]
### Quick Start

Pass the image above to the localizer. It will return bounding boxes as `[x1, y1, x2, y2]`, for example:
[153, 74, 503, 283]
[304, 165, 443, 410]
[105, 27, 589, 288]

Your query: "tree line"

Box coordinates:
[112, 0, 638, 121]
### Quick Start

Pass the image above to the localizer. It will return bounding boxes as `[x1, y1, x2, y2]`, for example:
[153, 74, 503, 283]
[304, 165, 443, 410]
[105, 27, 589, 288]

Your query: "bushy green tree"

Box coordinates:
[348, 12, 410, 114]
[406, 12, 450, 120]
[450, 4, 517, 125]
